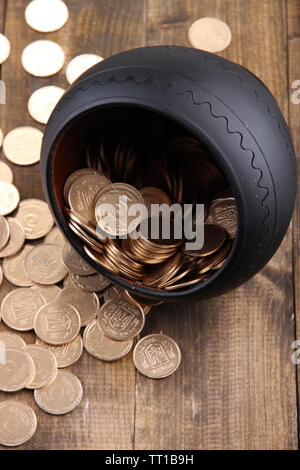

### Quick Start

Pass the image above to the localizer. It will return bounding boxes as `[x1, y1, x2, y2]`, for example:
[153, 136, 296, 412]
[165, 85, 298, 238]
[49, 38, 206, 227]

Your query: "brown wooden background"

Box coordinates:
[0, 0, 299, 450]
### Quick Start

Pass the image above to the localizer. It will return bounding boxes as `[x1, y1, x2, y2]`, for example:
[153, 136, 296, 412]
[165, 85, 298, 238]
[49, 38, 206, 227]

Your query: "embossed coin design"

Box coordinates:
[25, 0, 69, 33]
[83, 319, 133, 361]
[62, 243, 95, 276]
[0, 161, 13, 183]
[98, 298, 145, 341]
[26, 344, 57, 389]
[0, 215, 9, 249]
[34, 370, 83, 415]
[2, 244, 35, 287]
[0, 401, 37, 447]
[34, 300, 81, 345]
[21, 40, 65, 77]
[0, 332, 27, 350]
[210, 198, 238, 238]
[66, 53, 103, 84]
[25, 243, 67, 284]
[0, 182, 20, 215]
[0, 218, 25, 257]
[36, 335, 83, 368]
[56, 287, 100, 326]
[15, 199, 53, 239]
[0, 348, 35, 391]
[28, 85, 65, 124]
[0, 34, 10, 64]
[133, 334, 181, 378]
[3, 127, 43, 165]
[1, 287, 45, 331]
[188, 17, 232, 53]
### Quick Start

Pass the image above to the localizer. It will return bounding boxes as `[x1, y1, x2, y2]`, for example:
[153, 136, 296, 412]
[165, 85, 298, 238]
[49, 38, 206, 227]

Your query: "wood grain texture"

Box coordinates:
[134, 0, 298, 450]
[0, 0, 146, 450]
[287, 0, 300, 438]
[0, 0, 298, 450]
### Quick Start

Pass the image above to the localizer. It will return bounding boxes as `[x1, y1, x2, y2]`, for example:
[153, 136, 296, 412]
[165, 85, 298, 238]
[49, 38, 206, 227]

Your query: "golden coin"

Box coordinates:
[68, 172, 110, 224]
[25, 243, 67, 284]
[95, 183, 145, 236]
[0, 34, 10, 64]
[56, 287, 100, 327]
[62, 243, 95, 276]
[44, 225, 65, 247]
[63, 168, 100, 204]
[26, 344, 57, 389]
[182, 223, 227, 257]
[0, 215, 9, 249]
[30, 284, 61, 303]
[28, 85, 65, 124]
[143, 252, 183, 287]
[0, 161, 13, 183]
[66, 53, 103, 84]
[63, 273, 76, 289]
[210, 198, 238, 238]
[164, 274, 210, 290]
[1, 287, 45, 331]
[188, 17, 232, 53]
[133, 334, 181, 379]
[3, 127, 43, 165]
[68, 220, 105, 253]
[70, 272, 111, 292]
[22, 40, 65, 77]
[36, 335, 83, 368]
[34, 300, 81, 345]
[103, 284, 125, 303]
[83, 319, 133, 361]
[34, 370, 83, 415]
[0, 182, 20, 215]
[25, 0, 69, 33]
[98, 298, 145, 341]
[0, 401, 37, 447]
[140, 187, 171, 213]
[0, 129, 2, 149]
[0, 218, 25, 257]
[2, 244, 35, 287]
[15, 199, 54, 239]
[0, 348, 35, 391]
[0, 332, 27, 350]
[197, 241, 232, 274]
[0, 265, 2, 286]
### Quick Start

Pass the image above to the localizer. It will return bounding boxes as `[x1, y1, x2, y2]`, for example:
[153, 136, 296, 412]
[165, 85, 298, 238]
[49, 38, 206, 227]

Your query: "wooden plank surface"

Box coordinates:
[134, 0, 298, 450]
[0, 0, 298, 450]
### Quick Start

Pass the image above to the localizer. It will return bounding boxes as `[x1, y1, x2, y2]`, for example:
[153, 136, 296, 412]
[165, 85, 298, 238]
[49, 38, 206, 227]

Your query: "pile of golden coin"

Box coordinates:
[64, 134, 237, 291]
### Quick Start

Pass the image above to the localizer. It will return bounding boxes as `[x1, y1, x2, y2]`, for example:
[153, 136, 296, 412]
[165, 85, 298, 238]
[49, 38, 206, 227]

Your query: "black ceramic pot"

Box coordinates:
[40, 46, 297, 302]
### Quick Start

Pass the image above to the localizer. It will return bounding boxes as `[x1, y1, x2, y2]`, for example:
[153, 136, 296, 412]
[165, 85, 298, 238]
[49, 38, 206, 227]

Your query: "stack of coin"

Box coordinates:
[63, 132, 237, 291]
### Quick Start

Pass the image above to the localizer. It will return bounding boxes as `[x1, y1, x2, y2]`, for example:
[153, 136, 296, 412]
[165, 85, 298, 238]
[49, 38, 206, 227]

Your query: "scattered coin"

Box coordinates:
[15, 199, 54, 239]
[0, 265, 2, 287]
[0, 161, 13, 183]
[34, 370, 83, 415]
[31, 284, 62, 303]
[62, 243, 95, 276]
[103, 284, 125, 303]
[44, 225, 65, 248]
[0, 332, 27, 350]
[133, 334, 181, 379]
[2, 244, 35, 287]
[28, 85, 65, 124]
[0, 401, 37, 447]
[0, 34, 10, 64]
[26, 344, 57, 389]
[0, 215, 9, 249]
[56, 287, 100, 326]
[63, 273, 76, 289]
[0, 182, 20, 215]
[3, 126, 43, 165]
[83, 319, 133, 361]
[0, 348, 35, 391]
[25, 0, 69, 33]
[70, 271, 111, 292]
[68, 172, 110, 224]
[1, 287, 45, 331]
[34, 300, 81, 345]
[21, 40, 65, 77]
[66, 53, 104, 84]
[25, 243, 67, 284]
[0, 218, 25, 257]
[188, 17, 232, 53]
[36, 335, 83, 368]
[98, 298, 145, 341]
